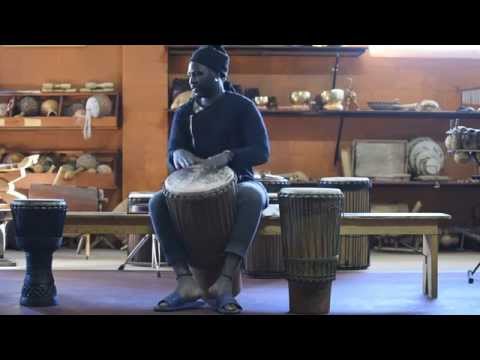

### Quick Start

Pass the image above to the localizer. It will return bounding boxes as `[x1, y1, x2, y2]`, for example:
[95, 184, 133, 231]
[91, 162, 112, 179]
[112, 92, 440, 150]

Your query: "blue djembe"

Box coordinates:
[11, 199, 67, 307]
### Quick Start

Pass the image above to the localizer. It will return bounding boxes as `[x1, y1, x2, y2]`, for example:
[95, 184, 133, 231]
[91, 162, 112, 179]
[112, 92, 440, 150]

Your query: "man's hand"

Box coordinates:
[173, 149, 203, 170]
[203, 150, 234, 170]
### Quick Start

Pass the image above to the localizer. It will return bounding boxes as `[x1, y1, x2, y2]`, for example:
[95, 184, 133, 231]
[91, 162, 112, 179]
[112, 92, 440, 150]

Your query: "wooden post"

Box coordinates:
[423, 233, 439, 299]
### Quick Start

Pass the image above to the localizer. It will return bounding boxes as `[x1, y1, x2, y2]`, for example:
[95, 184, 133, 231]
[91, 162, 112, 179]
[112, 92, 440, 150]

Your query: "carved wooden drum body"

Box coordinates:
[11, 199, 67, 307]
[279, 188, 344, 315]
[164, 166, 241, 296]
[319, 177, 371, 270]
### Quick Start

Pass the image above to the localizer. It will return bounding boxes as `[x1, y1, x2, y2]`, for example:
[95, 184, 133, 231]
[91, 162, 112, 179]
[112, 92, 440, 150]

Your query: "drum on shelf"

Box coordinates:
[259, 177, 289, 205]
[11, 199, 67, 307]
[127, 192, 160, 265]
[319, 177, 371, 270]
[164, 165, 240, 296]
[279, 188, 343, 315]
[244, 224, 285, 279]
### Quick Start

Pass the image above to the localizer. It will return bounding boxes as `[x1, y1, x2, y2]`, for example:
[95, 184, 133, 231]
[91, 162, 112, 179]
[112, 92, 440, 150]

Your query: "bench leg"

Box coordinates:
[85, 234, 91, 260]
[423, 233, 438, 299]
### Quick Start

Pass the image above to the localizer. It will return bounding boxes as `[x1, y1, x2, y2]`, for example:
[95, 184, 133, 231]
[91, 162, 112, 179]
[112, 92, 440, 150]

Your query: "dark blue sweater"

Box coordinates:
[168, 92, 270, 182]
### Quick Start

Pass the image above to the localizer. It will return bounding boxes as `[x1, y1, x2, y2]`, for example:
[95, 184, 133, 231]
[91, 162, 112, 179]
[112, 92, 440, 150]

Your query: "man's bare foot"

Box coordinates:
[154, 275, 204, 312]
[208, 274, 242, 314]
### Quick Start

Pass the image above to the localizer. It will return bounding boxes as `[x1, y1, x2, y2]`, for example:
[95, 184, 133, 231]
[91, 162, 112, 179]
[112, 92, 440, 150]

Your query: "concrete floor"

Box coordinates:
[1, 248, 479, 273]
[2, 248, 480, 315]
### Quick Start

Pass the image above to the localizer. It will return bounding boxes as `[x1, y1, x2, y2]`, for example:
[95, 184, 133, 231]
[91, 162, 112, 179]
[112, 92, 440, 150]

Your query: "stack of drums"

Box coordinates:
[258, 177, 290, 205]
[244, 222, 284, 279]
[319, 177, 371, 270]
[244, 177, 289, 278]
[279, 188, 344, 315]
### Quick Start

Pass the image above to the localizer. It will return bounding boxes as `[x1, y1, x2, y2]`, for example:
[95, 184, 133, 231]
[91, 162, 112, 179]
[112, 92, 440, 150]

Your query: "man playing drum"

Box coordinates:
[149, 45, 270, 314]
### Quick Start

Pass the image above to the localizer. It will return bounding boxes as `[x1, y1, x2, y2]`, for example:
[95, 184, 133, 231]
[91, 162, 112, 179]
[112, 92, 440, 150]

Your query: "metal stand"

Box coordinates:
[118, 234, 163, 278]
[468, 262, 480, 284]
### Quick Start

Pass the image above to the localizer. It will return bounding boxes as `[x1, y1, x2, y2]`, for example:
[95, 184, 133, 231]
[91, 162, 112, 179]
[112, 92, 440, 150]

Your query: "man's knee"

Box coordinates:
[237, 183, 266, 208]
[148, 191, 167, 214]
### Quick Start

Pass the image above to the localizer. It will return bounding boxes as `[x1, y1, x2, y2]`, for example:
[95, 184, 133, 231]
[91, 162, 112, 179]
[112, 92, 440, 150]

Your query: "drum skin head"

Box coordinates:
[279, 188, 343, 197]
[12, 199, 67, 207]
[165, 166, 235, 195]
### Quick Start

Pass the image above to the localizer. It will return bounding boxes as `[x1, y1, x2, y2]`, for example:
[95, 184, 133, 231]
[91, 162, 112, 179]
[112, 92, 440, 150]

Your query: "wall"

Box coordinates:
[0, 46, 124, 209]
[1, 46, 480, 219]
[169, 51, 480, 180]
[122, 46, 169, 196]
[170, 51, 480, 109]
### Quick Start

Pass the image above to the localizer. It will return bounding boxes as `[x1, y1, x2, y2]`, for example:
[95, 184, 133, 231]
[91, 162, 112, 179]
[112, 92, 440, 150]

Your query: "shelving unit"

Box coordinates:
[260, 110, 480, 119]
[0, 91, 122, 129]
[372, 181, 480, 188]
[6, 150, 121, 194]
[166, 45, 480, 230]
[0, 90, 123, 210]
[0, 116, 117, 130]
[167, 45, 368, 57]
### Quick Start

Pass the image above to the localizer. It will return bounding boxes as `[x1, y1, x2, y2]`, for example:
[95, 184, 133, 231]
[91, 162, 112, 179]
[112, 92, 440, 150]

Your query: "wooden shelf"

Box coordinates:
[167, 45, 368, 57]
[15, 172, 117, 191]
[373, 181, 480, 188]
[0, 91, 118, 97]
[260, 110, 480, 119]
[168, 109, 480, 120]
[0, 116, 118, 130]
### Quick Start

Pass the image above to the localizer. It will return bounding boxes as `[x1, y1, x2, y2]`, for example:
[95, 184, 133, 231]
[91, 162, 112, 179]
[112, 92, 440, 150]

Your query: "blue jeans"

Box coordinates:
[148, 181, 268, 266]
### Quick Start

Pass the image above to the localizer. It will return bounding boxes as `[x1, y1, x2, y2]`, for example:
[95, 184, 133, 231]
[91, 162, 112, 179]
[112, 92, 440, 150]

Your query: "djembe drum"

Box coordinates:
[11, 199, 67, 307]
[279, 188, 343, 315]
[164, 165, 241, 296]
[319, 177, 371, 270]
[244, 178, 288, 278]
[244, 224, 285, 278]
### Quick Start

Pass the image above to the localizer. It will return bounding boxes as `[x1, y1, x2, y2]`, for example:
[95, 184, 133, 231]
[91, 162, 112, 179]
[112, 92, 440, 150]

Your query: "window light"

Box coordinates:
[369, 45, 480, 59]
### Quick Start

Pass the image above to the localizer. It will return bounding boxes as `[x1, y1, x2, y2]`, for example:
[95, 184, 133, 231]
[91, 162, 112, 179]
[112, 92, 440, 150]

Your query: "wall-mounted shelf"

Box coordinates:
[373, 181, 480, 188]
[260, 110, 480, 119]
[0, 116, 117, 130]
[168, 45, 368, 57]
[15, 172, 117, 191]
[169, 108, 480, 120]
[0, 90, 122, 129]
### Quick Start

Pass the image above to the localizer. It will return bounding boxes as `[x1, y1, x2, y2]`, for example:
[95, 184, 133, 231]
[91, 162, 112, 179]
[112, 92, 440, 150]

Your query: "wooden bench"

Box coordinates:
[0, 207, 450, 299]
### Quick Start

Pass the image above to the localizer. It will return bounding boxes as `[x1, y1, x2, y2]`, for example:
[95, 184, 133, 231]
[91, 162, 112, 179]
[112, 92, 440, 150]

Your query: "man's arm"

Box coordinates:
[229, 102, 270, 168]
[167, 110, 191, 173]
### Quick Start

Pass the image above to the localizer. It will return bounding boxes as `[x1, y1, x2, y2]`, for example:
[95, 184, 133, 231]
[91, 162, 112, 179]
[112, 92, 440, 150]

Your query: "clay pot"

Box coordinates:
[462, 128, 477, 150]
[76, 153, 98, 170]
[40, 99, 59, 117]
[0, 103, 10, 117]
[454, 152, 470, 164]
[86, 95, 113, 118]
[64, 102, 85, 117]
[18, 97, 39, 116]
[97, 164, 113, 174]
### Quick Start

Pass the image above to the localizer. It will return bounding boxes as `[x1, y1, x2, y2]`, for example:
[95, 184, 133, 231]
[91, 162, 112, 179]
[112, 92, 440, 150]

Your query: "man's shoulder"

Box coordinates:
[225, 92, 257, 108]
[173, 100, 193, 117]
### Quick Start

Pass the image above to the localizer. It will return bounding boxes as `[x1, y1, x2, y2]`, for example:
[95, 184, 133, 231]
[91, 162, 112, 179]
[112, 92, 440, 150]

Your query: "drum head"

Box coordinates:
[128, 192, 155, 200]
[165, 166, 236, 195]
[279, 188, 343, 197]
[319, 177, 371, 191]
[12, 199, 67, 207]
[320, 177, 370, 184]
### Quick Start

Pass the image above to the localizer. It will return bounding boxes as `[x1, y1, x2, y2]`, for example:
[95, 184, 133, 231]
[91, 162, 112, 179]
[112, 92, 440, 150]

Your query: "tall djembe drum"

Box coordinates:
[279, 188, 343, 315]
[11, 199, 67, 307]
[319, 177, 371, 270]
[164, 166, 241, 296]
[243, 177, 289, 278]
